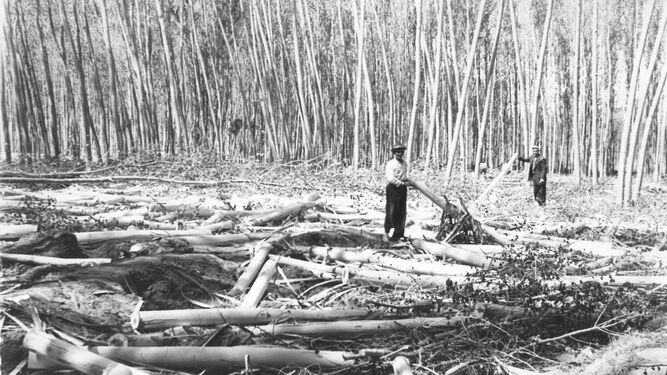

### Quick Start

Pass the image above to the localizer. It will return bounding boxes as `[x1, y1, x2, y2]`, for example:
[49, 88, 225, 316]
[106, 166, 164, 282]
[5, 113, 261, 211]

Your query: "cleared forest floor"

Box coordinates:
[1, 155, 666, 375]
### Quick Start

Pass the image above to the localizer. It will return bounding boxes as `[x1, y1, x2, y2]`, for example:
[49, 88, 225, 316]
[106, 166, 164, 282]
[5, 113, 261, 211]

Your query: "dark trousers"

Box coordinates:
[385, 184, 407, 240]
[533, 181, 546, 205]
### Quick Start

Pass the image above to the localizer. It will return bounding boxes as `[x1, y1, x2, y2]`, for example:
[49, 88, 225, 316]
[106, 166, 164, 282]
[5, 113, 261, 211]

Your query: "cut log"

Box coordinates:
[181, 233, 272, 246]
[272, 255, 470, 288]
[392, 356, 413, 375]
[306, 246, 476, 276]
[411, 239, 499, 268]
[0, 176, 238, 186]
[239, 258, 278, 308]
[248, 193, 320, 226]
[303, 211, 385, 223]
[251, 316, 465, 336]
[200, 220, 235, 232]
[0, 224, 38, 240]
[0, 253, 111, 266]
[23, 331, 151, 375]
[74, 229, 212, 244]
[0, 200, 22, 211]
[229, 234, 288, 296]
[486, 227, 626, 256]
[408, 180, 450, 211]
[131, 307, 373, 330]
[30, 345, 354, 370]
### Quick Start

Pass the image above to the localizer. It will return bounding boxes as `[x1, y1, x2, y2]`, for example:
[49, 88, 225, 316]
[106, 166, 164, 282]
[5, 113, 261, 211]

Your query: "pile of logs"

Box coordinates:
[1, 183, 666, 374]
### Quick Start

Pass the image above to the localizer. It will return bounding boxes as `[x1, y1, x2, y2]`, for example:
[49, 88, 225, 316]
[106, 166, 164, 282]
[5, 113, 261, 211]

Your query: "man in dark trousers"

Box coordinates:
[384, 144, 410, 241]
[518, 145, 548, 205]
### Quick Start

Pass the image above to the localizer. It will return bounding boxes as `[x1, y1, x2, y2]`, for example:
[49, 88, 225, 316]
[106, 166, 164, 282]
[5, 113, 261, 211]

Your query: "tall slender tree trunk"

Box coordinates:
[155, 0, 185, 153]
[352, 0, 365, 169]
[633, 66, 667, 200]
[35, 0, 60, 158]
[425, 0, 444, 168]
[571, 0, 582, 183]
[529, 0, 553, 148]
[474, 0, 505, 180]
[443, 0, 487, 184]
[616, 0, 656, 204]
[406, 0, 423, 165]
[591, 0, 599, 184]
[508, 0, 529, 157]
[0, 0, 8, 163]
[623, 1, 667, 201]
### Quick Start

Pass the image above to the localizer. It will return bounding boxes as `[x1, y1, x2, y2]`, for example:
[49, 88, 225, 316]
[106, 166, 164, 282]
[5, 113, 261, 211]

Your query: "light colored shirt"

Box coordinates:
[385, 158, 408, 186]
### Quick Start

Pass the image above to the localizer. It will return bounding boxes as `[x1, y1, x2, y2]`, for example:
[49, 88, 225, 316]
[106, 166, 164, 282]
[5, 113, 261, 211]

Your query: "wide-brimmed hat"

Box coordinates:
[391, 144, 407, 153]
[531, 145, 541, 150]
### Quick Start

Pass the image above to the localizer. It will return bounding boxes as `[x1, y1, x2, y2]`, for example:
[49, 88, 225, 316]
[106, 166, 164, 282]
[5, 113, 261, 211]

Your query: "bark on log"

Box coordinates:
[32, 345, 354, 370]
[248, 193, 320, 226]
[251, 316, 465, 336]
[131, 307, 373, 330]
[23, 331, 152, 375]
[239, 257, 278, 308]
[0, 224, 38, 240]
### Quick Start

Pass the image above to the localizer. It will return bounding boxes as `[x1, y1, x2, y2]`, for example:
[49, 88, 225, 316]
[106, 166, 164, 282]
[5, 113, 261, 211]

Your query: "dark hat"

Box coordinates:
[391, 144, 407, 153]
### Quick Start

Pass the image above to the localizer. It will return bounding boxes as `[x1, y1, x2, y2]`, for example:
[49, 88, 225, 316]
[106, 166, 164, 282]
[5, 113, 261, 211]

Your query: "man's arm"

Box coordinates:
[385, 161, 404, 186]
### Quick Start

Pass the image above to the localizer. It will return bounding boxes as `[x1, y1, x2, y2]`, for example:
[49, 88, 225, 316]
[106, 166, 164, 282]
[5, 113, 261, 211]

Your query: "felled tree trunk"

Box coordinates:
[0, 224, 38, 240]
[251, 316, 465, 336]
[2, 232, 85, 258]
[229, 234, 288, 296]
[0, 253, 110, 266]
[81, 345, 353, 370]
[306, 246, 475, 276]
[239, 257, 278, 308]
[23, 331, 152, 375]
[411, 239, 498, 268]
[273, 255, 469, 288]
[248, 193, 320, 226]
[131, 307, 373, 330]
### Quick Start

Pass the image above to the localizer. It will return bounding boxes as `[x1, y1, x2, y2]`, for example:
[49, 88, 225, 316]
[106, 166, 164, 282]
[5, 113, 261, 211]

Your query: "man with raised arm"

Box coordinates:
[518, 145, 548, 206]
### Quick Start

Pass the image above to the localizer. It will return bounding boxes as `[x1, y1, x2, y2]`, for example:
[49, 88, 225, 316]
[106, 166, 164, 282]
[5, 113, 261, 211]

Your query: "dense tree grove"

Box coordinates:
[0, 0, 665, 203]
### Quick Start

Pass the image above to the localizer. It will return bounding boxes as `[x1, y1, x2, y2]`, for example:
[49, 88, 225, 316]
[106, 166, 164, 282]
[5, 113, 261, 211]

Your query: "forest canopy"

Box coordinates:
[0, 0, 665, 203]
